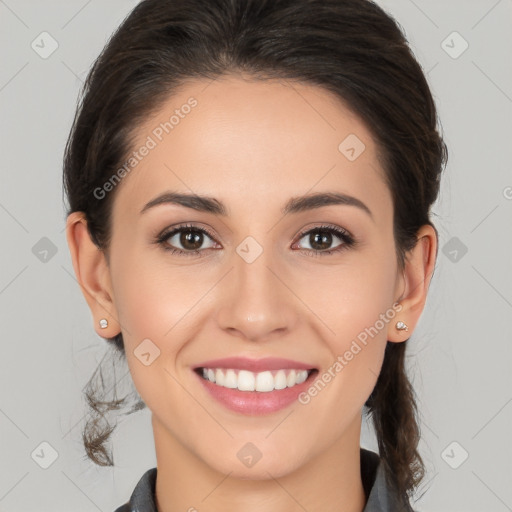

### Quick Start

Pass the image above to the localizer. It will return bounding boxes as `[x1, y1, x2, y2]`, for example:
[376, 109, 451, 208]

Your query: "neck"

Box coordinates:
[152, 414, 367, 512]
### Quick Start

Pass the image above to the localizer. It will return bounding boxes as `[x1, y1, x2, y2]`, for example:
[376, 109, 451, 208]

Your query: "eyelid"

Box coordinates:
[295, 223, 352, 241]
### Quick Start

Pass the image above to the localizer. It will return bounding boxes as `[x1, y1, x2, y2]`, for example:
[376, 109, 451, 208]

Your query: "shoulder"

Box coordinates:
[113, 467, 157, 512]
[361, 448, 416, 512]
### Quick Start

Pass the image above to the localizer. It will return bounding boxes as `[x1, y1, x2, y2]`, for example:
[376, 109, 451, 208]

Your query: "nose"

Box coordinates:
[216, 244, 297, 342]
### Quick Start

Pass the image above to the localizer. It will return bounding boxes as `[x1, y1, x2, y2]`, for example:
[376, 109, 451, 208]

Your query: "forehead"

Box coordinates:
[112, 75, 390, 220]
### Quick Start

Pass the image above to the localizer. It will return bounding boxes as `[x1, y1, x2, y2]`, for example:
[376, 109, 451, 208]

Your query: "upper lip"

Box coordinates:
[194, 357, 317, 372]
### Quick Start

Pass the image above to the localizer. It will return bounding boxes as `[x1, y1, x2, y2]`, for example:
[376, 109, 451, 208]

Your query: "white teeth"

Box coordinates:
[224, 369, 238, 388]
[237, 370, 255, 391]
[295, 370, 307, 384]
[215, 368, 225, 387]
[255, 371, 274, 392]
[274, 370, 287, 390]
[200, 368, 310, 392]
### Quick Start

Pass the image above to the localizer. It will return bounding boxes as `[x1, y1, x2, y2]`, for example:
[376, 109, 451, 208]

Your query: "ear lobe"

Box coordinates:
[65, 211, 120, 337]
[387, 224, 438, 343]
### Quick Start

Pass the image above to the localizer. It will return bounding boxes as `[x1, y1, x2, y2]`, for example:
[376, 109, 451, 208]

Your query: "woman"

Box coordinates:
[63, 0, 447, 510]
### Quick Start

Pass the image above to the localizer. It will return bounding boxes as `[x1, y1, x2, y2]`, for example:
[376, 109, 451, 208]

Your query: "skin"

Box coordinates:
[66, 73, 437, 512]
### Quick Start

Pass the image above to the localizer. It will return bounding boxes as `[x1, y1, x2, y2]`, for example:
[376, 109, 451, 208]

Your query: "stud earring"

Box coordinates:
[396, 321, 408, 331]
[99, 318, 108, 329]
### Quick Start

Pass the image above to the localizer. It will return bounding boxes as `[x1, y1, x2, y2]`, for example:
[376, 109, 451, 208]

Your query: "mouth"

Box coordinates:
[192, 357, 319, 415]
[194, 367, 317, 392]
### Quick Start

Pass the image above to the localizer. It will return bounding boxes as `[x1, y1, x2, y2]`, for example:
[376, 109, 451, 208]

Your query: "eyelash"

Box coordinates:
[154, 223, 356, 258]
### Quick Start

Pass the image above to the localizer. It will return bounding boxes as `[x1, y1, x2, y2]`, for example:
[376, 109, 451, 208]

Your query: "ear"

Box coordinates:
[387, 224, 438, 343]
[65, 211, 120, 338]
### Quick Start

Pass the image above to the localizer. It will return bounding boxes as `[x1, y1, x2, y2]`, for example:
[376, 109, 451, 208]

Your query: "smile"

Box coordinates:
[198, 367, 312, 392]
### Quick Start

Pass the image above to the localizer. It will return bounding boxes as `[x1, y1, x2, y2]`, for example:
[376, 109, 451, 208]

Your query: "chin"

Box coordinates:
[203, 450, 306, 480]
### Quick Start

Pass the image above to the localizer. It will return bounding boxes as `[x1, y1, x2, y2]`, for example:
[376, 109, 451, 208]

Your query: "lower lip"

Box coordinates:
[194, 369, 317, 415]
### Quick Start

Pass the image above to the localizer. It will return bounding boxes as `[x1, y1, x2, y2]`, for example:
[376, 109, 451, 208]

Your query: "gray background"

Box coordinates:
[1, 0, 511, 511]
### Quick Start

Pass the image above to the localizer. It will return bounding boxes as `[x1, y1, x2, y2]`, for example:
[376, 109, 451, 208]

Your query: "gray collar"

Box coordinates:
[114, 448, 414, 511]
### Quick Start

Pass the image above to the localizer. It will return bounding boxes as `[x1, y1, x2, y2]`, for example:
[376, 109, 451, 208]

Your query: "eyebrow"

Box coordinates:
[140, 191, 373, 219]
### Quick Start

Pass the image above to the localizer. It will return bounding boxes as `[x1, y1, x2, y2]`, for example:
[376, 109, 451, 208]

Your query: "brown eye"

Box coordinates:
[175, 229, 204, 251]
[302, 230, 338, 251]
[293, 225, 355, 256]
[156, 224, 218, 256]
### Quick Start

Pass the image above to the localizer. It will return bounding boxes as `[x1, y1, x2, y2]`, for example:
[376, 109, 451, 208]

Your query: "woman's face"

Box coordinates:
[102, 75, 406, 478]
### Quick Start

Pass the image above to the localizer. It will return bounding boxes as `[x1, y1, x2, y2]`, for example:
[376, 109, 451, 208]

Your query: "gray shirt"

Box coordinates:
[114, 448, 415, 511]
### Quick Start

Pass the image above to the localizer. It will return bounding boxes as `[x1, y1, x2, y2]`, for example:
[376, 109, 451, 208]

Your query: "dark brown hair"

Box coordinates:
[63, 0, 447, 501]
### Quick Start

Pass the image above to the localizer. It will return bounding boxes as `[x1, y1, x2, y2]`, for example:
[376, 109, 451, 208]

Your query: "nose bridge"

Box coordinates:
[216, 235, 295, 340]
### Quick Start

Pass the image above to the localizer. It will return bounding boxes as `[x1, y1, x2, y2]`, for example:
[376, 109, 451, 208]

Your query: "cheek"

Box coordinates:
[108, 251, 215, 404]
[298, 246, 398, 402]
[111, 248, 209, 345]
[293, 245, 398, 349]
